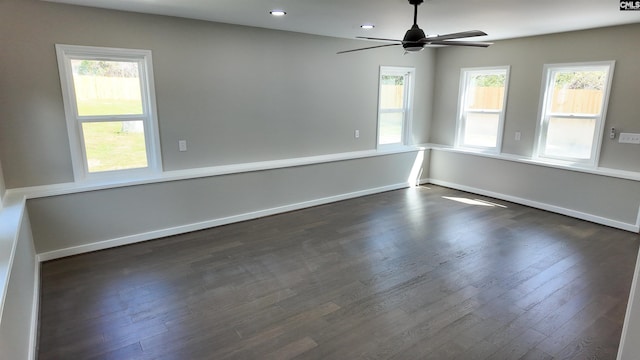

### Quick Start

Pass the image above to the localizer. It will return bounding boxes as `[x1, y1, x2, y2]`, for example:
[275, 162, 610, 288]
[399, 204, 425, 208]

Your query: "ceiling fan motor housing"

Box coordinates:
[403, 24, 426, 51]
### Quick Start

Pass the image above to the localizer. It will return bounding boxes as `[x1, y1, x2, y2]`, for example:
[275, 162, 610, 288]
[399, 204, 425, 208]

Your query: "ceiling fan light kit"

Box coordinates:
[338, 0, 492, 54]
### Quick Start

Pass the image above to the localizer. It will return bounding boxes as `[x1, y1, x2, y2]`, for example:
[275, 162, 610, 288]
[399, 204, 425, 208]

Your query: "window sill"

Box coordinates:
[453, 145, 501, 156]
[426, 143, 640, 182]
[5, 147, 425, 201]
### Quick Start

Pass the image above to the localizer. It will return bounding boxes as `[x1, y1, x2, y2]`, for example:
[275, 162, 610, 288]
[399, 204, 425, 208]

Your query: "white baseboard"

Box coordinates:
[37, 182, 410, 261]
[28, 261, 40, 360]
[35, 177, 639, 262]
[428, 179, 640, 233]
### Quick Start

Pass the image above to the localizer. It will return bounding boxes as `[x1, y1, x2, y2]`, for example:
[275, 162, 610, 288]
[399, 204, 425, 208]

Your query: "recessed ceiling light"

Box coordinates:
[270, 10, 286, 16]
[360, 24, 375, 30]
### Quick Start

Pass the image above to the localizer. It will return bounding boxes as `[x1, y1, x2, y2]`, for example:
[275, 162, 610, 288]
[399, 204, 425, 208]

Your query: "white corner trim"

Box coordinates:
[37, 182, 410, 261]
[419, 177, 431, 186]
[428, 179, 640, 233]
[617, 249, 640, 360]
[28, 261, 40, 360]
[0, 196, 27, 322]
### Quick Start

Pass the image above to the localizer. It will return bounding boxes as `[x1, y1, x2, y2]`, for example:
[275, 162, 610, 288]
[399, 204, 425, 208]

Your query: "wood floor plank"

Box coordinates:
[263, 336, 318, 360]
[552, 315, 621, 360]
[484, 328, 548, 360]
[87, 342, 145, 360]
[37, 185, 640, 359]
[535, 294, 619, 356]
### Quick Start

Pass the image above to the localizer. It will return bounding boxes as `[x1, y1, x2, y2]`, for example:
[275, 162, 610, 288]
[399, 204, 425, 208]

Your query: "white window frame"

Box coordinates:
[534, 61, 615, 167]
[377, 66, 415, 149]
[55, 44, 162, 182]
[455, 66, 510, 153]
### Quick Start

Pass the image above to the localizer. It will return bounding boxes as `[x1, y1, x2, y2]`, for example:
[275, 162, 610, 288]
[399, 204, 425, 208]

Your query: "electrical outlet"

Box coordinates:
[354, 130, 360, 138]
[178, 140, 187, 151]
[515, 131, 521, 141]
[618, 133, 640, 144]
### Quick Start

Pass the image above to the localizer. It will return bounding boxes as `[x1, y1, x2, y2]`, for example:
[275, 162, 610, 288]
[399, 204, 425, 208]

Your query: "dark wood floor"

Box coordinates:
[38, 185, 639, 359]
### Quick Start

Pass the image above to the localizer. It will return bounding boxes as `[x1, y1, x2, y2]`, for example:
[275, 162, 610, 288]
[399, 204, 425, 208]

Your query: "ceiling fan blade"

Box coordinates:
[356, 36, 402, 43]
[427, 40, 493, 48]
[421, 30, 488, 42]
[337, 43, 401, 54]
[338, 2, 491, 55]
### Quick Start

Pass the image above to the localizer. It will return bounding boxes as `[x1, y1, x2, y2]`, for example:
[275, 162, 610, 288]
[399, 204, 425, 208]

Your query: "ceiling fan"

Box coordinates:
[338, 0, 492, 54]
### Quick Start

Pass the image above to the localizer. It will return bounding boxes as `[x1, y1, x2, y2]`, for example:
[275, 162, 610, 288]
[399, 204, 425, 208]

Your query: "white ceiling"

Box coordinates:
[44, 0, 640, 42]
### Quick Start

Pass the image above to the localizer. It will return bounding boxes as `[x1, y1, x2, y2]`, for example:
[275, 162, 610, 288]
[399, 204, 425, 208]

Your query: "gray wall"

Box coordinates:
[0, 0, 434, 189]
[431, 24, 640, 173]
[0, 211, 37, 360]
[429, 150, 640, 227]
[28, 151, 429, 255]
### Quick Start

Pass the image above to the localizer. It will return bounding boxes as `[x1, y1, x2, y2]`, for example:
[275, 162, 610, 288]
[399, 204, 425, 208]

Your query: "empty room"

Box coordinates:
[1, 0, 640, 359]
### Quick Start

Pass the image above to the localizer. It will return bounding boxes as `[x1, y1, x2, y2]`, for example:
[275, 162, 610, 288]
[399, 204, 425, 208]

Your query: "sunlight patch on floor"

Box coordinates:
[442, 196, 508, 208]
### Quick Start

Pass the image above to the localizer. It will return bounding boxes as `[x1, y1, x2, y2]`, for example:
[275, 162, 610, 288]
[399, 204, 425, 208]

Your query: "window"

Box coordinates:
[455, 66, 510, 152]
[535, 61, 615, 166]
[56, 44, 162, 181]
[377, 67, 415, 147]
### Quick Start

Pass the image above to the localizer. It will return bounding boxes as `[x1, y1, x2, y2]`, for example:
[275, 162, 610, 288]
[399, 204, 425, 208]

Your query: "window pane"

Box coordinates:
[379, 112, 403, 145]
[82, 121, 148, 172]
[466, 73, 505, 110]
[543, 116, 596, 159]
[550, 71, 606, 115]
[462, 113, 499, 147]
[456, 67, 509, 152]
[71, 60, 143, 116]
[380, 75, 405, 109]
